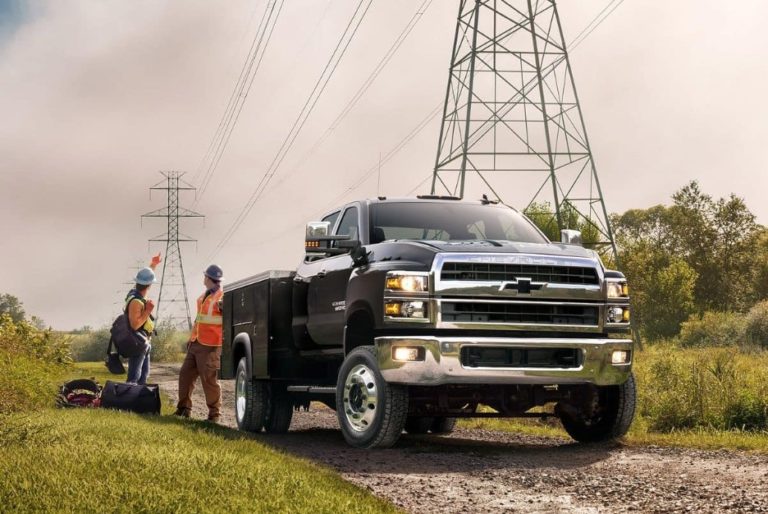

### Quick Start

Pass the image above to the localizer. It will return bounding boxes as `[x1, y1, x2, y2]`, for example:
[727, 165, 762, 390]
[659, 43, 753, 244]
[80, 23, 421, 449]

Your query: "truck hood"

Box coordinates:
[410, 240, 597, 260]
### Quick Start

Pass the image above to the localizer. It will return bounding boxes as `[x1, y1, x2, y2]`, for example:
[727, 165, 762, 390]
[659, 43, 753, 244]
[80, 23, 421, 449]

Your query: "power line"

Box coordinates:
[207, 0, 373, 261]
[193, 0, 285, 200]
[208, 0, 628, 261]
[569, 0, 627, 51]
[283, 0, 434, 177]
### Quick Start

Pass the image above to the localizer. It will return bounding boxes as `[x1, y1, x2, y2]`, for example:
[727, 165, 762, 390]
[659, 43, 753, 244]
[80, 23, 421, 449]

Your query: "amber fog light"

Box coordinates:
[392, 347, 425, 362]
[611, 350, 630, 365]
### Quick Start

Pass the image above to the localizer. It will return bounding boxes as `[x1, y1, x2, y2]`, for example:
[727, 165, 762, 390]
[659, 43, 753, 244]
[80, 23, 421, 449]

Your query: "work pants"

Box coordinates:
[177, 341, 222, 418]
[127, 343, 151, 385]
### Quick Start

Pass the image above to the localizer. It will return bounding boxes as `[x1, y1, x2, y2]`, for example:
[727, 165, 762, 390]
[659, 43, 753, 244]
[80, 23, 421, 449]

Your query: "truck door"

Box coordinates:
[306, 206, 358, 346]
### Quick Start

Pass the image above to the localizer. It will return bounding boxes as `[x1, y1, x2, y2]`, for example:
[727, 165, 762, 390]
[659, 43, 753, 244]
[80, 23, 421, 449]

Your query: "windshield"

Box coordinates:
[369, 202, 548, 244]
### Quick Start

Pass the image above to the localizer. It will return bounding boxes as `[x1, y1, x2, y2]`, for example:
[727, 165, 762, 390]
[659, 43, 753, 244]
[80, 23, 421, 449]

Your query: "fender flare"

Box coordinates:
[343, 300, 376, 355]
[232, 332, 253, 377]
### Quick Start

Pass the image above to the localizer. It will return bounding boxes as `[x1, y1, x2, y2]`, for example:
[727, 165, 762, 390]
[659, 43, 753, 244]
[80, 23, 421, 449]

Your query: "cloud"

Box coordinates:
[1, 0, 767, 329]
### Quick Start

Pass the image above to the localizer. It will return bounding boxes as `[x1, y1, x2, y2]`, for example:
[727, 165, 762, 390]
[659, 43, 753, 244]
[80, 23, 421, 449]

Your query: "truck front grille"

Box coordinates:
[441, 301, 599, 326]
[441, 262, 599, 285]
[461, 346, 582, 368]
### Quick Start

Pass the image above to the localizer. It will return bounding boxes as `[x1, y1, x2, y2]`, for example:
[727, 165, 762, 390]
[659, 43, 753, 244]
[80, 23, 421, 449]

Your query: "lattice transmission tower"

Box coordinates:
[142, 171, 204, 330]
[431, 0, 617, 258]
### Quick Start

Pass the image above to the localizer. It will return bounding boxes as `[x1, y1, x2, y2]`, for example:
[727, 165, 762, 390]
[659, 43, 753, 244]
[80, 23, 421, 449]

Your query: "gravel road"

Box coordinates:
[151, 363, 768, 513]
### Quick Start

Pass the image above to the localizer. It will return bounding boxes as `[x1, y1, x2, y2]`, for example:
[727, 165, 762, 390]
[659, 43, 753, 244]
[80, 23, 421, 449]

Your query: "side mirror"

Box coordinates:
[337, 239, 360, 250]
[560, 229, 583, 246]
[306, 221, 331, 239]
[305, 221, 331, 253]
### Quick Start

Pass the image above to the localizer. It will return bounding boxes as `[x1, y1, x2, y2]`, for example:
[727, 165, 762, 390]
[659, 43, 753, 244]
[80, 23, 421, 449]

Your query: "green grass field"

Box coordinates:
[1, 362, 398, 513]
[0, 408, 398, 513]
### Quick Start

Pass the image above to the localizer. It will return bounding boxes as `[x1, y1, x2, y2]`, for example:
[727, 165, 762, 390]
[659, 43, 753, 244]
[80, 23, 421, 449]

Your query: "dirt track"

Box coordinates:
[151, 363, 768, 513]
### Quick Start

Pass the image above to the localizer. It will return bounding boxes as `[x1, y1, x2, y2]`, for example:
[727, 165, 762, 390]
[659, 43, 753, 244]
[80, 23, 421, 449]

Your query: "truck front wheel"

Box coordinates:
[235, 357, 267, 432]
[336, 346, 408, 448]
[558, 373, 636, 443]
[430, 417, 458, 434]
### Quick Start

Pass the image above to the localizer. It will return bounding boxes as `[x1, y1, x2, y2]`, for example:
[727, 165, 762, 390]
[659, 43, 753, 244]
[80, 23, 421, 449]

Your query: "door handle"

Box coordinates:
[317, 270, 327, 279]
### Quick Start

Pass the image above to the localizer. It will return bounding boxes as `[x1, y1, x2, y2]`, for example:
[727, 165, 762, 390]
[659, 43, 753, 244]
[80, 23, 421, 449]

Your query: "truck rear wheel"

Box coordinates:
[336, 346, 408, 449]
[264, 386, 293, 434]
[558, 373, 636, 443]
[235, 357, 267, 432]
[430, 417, 458, 434]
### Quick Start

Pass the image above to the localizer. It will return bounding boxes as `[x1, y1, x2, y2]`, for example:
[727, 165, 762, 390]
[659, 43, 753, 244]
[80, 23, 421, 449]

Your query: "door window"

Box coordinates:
[335, 207, 359, 240]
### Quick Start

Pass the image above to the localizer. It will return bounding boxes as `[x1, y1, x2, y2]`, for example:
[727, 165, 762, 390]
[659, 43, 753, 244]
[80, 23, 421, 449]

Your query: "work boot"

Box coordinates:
[206, 415, 220, 424]
[173, 408, 191, 418]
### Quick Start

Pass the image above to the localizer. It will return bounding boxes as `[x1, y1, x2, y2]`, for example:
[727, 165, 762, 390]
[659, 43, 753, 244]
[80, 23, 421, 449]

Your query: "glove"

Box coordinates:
[150, 253, 162, 268]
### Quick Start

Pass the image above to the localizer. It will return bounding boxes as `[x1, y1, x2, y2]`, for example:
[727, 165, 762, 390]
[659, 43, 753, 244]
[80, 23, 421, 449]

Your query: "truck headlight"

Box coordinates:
[385, 301, 428, 319]
[607, 281, 629, 298]
[385, 272, 429, 293]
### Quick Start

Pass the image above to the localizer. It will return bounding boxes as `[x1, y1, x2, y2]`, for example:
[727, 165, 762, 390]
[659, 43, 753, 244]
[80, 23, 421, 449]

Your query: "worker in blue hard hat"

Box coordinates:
[124, 252, 161, 384]
[175, 264, 225, 422]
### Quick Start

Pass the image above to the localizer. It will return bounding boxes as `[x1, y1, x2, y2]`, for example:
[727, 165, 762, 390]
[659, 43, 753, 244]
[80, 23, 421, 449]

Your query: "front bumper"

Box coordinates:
[376, 336, 632, 386]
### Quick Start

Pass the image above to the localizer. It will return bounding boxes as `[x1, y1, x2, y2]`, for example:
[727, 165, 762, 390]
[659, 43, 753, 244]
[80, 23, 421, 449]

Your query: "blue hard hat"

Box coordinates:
[204, 264, 224, 282]
[135, 267, 156, 286]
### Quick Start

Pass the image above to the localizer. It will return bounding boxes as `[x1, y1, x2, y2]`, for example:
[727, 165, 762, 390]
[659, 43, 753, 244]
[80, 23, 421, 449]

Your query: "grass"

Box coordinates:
[0, 409, 399, 514]
[0, 350, 68, 414]
[459, 417, 768, 453]
[459, 344, 768, 453]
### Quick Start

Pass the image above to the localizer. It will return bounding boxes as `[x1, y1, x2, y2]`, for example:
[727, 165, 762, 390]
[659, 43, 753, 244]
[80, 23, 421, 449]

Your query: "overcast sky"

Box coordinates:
[2, 0, 767, 330]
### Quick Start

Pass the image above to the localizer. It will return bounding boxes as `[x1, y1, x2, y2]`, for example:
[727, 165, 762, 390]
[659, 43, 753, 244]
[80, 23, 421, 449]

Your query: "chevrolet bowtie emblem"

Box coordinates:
[499, 278, 544, 294]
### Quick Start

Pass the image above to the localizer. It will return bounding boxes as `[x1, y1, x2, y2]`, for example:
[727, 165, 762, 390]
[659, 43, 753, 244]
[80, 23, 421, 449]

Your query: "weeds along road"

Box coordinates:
[151, 364, 768, 513]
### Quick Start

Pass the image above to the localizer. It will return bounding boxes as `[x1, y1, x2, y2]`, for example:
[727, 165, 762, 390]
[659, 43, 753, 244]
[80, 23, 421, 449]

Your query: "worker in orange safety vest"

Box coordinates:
[174, 264, 224, 422]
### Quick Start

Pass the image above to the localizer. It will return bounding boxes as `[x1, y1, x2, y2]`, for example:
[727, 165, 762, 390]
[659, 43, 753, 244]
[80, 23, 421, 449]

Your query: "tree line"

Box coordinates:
[527, 181, 768, 343]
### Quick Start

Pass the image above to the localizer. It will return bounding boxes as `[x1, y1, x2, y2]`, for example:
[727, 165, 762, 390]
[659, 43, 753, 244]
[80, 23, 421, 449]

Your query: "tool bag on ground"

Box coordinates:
[57, 378, 102, 408]
[100, 380, 161, 414]
[110, 293, 150, 358]
[104, 337, 126, 374]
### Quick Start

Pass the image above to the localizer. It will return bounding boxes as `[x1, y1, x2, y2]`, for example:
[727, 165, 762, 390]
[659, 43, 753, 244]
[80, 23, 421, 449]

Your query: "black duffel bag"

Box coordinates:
[101, 380, 161, 415]
[110, 313, 149, 358]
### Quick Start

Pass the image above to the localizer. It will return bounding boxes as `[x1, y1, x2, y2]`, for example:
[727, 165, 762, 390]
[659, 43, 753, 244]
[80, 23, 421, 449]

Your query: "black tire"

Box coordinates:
[430, 417, 458, 435]
[234, 357, 267, 432]
[404, 416, 434, 434]
[336, 346, 408, 449]
[559, 373, 637, 443]
[264, 386, 294, 434]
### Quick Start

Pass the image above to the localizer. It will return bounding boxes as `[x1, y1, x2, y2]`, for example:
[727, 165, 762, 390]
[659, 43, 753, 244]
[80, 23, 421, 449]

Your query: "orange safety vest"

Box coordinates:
[191, 288, 223, 346]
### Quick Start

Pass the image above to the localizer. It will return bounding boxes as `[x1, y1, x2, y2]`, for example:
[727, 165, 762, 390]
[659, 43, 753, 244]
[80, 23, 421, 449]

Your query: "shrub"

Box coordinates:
[745, 300, 768, 349]
[69, 328, 111, 362]
[0, 314, 71, 364]
[150, 322, 187, 363]
[633, 346, 768, 432]
[677, 311, 745, 348]
[70, 321, 186, 364]
[0, 314, 71, 415]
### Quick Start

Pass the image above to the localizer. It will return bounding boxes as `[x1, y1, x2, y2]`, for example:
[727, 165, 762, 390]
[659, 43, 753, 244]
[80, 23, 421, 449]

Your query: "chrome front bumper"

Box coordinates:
[376, 336, 632, 386]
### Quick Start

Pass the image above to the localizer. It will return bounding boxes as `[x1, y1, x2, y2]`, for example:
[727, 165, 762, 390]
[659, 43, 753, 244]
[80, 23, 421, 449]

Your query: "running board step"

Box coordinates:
[286, 386, 336, 395]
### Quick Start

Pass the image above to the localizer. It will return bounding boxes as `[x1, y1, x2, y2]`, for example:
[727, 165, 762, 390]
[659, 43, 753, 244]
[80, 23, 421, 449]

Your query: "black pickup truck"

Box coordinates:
[220, 197, 635, 448]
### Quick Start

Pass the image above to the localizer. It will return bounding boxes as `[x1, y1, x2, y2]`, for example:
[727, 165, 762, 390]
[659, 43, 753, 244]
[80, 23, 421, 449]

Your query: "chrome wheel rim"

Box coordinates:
[236, 367, 246, 423]
[343, 364, 378, 432]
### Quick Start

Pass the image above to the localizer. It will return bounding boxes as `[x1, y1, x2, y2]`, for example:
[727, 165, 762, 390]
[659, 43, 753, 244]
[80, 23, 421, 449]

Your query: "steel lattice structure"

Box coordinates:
[431, 0, 617, 258]
[142, 171, 203, 330]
